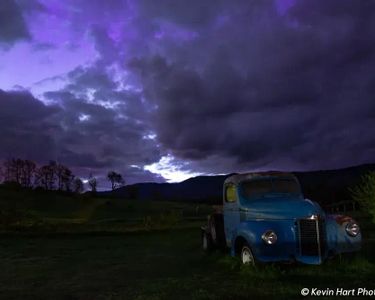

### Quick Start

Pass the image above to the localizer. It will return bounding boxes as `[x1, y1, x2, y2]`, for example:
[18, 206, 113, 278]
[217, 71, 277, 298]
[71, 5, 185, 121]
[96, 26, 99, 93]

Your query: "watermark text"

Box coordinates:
[301, 288, 375, 297]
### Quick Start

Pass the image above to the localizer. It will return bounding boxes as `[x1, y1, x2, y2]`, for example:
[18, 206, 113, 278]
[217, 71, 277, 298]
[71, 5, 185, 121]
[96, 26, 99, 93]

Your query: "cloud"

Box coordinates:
[0, 0, 31, 48]
[135, 0, 225, 29]
[17, 0, 47, 14]
[129, 0, 375, 173]
[2, 0, 375, 185]
[0, 89, 60, 160]
[0, 88, 163, 185]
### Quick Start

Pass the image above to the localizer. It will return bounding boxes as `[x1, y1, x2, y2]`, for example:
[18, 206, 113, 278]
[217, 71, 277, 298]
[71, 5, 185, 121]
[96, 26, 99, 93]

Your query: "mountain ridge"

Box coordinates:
[99, 163, 375, 206]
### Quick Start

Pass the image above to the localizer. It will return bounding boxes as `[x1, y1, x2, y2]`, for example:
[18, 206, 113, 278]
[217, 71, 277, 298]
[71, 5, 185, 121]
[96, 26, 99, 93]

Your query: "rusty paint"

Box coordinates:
[332, 214, 354, 225]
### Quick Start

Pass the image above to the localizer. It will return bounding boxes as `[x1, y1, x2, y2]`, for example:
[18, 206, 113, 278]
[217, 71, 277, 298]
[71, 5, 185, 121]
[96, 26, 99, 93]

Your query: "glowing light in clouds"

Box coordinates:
[144, 154, 203, 183]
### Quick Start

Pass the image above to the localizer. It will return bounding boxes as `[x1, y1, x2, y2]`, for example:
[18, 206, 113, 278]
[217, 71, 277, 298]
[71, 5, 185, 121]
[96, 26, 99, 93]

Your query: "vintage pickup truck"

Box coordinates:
[201, 172, 361, 265]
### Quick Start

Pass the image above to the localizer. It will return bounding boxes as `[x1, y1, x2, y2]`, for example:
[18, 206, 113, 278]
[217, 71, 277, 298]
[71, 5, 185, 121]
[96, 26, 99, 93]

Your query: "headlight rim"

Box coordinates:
[262, 230, 278, 245]
[345, 221, 360, 237]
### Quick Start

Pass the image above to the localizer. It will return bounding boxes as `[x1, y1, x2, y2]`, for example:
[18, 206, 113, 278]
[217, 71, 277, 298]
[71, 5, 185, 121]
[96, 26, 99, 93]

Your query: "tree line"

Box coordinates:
[0, 158, 125, 193]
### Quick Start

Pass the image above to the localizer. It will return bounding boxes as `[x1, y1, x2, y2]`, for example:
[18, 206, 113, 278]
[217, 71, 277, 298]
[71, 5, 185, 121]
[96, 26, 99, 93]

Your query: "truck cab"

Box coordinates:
[202, 172, 361, 265]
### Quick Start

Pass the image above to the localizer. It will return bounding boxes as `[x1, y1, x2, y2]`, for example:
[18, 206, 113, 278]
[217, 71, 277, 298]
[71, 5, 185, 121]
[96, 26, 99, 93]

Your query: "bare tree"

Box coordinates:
[20, 160, 36, 188]
[55, 164, 73, 191]
[107, 171, 124, 190]
[3, 158, 23, 184]
[1, 158, 77, 191]
[72, 177, 84, 194]
[14, 159, 23, 184]
[3, 159, 12, 182]
[35, 161, 57, 190]
[2, 158, 36, 187]
[88, 173, 97, 193]
[55, 164, 65, 191]
[61, 167, 74, 192]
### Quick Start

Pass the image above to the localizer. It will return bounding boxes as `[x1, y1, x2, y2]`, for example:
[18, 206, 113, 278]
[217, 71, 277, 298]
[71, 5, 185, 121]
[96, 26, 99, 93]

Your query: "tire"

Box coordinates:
[209, 214, 226, 250]
[202, 230, 213, 252]
[240, 243, 256, 266]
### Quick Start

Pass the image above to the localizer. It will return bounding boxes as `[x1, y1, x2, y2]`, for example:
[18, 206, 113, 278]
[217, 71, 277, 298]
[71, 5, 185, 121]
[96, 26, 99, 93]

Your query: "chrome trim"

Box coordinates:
[297, 220, 302, 254]
[297, 218, 322, 261]
[315, 219, 322, 263]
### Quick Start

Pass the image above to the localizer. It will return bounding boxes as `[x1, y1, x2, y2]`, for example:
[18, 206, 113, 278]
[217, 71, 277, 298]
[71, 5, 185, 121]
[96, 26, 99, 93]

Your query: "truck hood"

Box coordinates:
[239, 196, 324, 220]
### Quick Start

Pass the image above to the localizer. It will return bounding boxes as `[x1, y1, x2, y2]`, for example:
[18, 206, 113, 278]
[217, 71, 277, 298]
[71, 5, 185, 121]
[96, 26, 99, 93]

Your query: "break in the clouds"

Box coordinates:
[0, 0, 375, 186]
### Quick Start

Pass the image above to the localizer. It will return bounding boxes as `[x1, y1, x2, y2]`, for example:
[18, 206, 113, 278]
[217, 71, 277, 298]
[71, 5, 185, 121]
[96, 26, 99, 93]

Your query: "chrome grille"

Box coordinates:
[297, 219, 325, 257]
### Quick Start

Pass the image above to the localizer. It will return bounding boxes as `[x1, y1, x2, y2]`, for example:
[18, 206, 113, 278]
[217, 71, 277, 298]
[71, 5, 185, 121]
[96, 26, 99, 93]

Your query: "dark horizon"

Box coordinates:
[1, 157, 375, 192]
[1, 0, 375, 189]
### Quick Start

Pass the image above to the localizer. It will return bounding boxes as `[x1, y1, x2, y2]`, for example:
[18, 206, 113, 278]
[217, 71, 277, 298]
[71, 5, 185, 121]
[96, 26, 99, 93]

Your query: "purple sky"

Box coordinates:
[1, 0, 375, 188]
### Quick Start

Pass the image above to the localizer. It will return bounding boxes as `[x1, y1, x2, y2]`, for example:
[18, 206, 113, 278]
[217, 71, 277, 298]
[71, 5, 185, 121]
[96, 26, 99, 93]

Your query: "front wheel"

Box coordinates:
[241, 243, 255, 266]
[202, 230, 213, 252]
[209, 214, 226, 250]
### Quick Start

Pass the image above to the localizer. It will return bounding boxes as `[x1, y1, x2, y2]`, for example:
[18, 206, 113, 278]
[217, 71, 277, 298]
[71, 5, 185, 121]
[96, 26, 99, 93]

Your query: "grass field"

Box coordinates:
[0, 187, 212, 233]
[1, 187, 375, 299]
[1, 229, 375, 300]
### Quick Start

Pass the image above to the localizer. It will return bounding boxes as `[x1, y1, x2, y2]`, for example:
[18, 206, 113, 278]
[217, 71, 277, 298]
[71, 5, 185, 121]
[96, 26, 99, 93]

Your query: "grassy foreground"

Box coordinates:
[1, 228, 375, 300]
[1, 187, 375, 299]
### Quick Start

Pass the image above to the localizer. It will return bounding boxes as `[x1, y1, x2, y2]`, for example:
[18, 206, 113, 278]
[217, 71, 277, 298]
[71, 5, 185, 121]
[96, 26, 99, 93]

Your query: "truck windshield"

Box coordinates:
[241, 178, 301, 199]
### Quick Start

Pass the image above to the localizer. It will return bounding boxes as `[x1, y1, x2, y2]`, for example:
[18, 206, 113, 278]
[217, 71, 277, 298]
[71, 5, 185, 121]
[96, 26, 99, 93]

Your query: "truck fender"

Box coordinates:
[325, 214, 361, 254]
[230, 222, 271, 258]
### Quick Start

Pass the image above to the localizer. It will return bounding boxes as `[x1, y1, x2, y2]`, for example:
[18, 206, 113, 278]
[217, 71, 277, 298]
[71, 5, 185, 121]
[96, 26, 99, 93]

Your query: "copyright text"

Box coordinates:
[301, 288, 375, 297]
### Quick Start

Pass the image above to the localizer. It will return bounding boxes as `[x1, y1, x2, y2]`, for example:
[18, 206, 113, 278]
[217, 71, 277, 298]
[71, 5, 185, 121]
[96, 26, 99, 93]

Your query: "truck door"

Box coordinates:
[223, 183, 240, 247]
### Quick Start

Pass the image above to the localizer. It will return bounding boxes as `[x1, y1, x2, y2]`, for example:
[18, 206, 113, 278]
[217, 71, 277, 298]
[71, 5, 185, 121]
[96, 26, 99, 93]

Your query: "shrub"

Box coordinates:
[350, 172, 375, 222]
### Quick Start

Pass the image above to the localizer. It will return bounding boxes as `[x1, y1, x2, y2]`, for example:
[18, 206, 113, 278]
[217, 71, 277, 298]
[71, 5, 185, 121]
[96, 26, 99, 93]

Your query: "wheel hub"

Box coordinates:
[241, 247, 253, 264]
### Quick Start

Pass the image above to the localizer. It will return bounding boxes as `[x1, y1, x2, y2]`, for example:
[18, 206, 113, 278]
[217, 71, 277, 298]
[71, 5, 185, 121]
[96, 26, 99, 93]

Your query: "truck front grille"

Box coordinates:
[297, 218, 325, 257]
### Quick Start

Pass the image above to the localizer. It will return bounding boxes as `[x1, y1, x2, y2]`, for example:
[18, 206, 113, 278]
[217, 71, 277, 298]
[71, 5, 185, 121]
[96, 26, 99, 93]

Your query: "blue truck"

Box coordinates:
[201, 172, 361, 265]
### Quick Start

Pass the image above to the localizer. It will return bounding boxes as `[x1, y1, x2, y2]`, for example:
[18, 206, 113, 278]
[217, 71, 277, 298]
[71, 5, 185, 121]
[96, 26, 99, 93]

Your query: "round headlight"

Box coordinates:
[345, 222, 360, 237]
[262, 230, 277, 245]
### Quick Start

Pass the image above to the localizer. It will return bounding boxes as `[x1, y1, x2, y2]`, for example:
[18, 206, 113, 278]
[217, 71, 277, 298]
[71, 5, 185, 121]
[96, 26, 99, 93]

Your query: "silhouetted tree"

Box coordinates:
[3, 158, 23, 184]
[1, 158, 79, 191]
[2, 158, 36, 187]
[14, 159, 23, 184]
[55, 164, 73, 191]
[107, 171, 124, 190]
[61, 168, 74, 192]
[72, 177, 84, 194]
[88, 173, 97, 193]
[3, 159, 14, 183]
[35, 161, 57, 190]
[20, 160, 36, 188]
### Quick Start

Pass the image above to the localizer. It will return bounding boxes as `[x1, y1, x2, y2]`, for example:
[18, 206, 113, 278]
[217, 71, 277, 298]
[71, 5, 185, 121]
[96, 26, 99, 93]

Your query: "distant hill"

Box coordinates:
[99, 164, 375, 206]
[99, 174, 234, 204]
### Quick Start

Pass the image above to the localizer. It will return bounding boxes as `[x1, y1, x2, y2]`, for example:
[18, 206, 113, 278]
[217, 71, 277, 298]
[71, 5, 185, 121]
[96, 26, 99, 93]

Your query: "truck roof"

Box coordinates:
[224, 171, 297, 185]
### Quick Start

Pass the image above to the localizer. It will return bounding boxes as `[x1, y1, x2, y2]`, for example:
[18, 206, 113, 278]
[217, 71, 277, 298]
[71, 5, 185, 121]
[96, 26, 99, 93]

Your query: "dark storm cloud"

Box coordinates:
[0, 88, 163, 185]
[3, 0, 375, 185]
[129, 0, 375, 173]
[31, 25, 165, 184]
[135, 0, 224, 28]
[66, 64, 117, 92]
[89, 25, 119, 62]
[0, 89, 60, 160]
[44, 89, 161, 167]
[0, 0, 30, 47]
